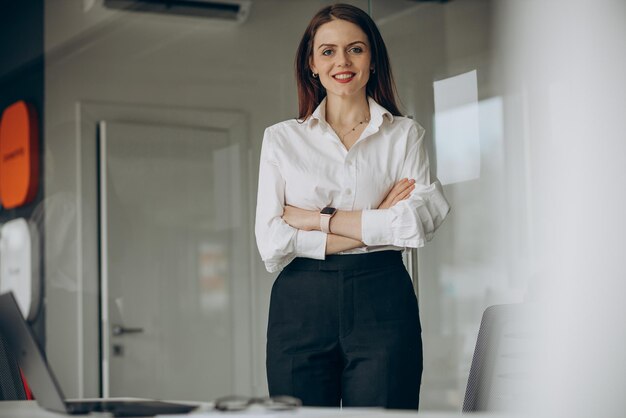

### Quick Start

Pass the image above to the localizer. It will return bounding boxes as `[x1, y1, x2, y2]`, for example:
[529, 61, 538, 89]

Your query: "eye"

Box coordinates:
[349, 46, 363, 54]
[322, 49, 333, 56]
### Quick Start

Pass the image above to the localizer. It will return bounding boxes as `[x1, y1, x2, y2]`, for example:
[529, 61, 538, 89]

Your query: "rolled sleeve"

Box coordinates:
[361, 208, 394, 246]
[361, 123, 450, 248]
[296, 230, 327, 260]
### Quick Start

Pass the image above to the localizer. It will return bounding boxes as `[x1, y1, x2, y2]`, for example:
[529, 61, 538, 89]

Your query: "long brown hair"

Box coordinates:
[295, 3, 402, 120]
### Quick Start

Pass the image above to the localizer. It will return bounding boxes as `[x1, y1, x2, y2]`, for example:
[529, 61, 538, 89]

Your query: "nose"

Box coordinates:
[335, 49, 351, 67]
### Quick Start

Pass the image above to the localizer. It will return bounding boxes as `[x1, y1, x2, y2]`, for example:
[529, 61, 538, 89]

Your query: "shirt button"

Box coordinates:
[345, 189, 352, 195]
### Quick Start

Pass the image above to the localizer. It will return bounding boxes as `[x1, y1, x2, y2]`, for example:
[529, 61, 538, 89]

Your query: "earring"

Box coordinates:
[371, 68, 376, 74]
[312, 72, 318, 78]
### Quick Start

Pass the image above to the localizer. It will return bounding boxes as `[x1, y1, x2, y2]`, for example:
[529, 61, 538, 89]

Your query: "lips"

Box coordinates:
[332, 72, 355, 83]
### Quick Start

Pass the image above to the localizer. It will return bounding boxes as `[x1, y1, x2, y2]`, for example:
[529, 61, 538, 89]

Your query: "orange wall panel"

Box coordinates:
[0, 101, 40, 209]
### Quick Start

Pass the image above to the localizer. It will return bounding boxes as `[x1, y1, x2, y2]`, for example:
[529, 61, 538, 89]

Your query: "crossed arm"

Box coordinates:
[281, 178, 416, 254]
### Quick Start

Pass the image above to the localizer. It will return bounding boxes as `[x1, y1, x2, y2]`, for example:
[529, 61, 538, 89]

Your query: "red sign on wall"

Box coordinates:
[0, 101, 40, 209]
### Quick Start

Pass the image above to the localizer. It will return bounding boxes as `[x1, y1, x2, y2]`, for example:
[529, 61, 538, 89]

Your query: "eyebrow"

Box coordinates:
[317, 41, 367, 50]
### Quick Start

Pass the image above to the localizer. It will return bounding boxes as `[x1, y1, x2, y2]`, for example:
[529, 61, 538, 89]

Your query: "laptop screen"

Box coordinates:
[0, 292, 68, 413]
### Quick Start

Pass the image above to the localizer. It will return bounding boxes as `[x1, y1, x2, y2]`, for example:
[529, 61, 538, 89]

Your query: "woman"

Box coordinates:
[255, 3, 449, 410]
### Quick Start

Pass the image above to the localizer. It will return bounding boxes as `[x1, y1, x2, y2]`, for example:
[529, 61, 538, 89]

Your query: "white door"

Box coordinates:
[98, 120, 250, 400]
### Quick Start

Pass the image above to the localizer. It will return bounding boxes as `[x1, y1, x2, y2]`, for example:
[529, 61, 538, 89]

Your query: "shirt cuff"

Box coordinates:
[264, 255, 296, 274]
[296, 230, 327, 260]
[361, 209, 393, 246]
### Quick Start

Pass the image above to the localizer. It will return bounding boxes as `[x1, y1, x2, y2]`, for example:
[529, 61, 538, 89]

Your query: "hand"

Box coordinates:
[378, 178, 415, 209]
[282, 205, 320, 231]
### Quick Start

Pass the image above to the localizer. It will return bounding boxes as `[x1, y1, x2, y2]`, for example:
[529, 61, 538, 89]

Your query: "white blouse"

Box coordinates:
[255, 97, 450, 273]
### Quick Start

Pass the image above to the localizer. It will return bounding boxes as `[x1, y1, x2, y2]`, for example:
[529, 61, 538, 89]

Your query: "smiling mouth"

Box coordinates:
[333, 73, 355, 80]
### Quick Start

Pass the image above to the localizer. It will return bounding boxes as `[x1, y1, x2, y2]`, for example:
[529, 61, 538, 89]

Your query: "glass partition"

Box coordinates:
[35, 0, 626, 414]
[371, 0, 528, 410]
[42, 0, 533, 411]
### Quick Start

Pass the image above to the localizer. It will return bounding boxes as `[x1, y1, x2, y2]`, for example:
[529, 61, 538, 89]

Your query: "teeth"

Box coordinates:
[334, 73, 354, 80]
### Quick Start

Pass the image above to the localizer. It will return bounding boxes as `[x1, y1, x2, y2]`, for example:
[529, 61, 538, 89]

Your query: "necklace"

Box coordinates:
[335, 117, 370, 142]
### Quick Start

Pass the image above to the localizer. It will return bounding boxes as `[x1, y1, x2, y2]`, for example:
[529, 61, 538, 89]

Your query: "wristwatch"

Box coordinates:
[319, 207, 337, 234]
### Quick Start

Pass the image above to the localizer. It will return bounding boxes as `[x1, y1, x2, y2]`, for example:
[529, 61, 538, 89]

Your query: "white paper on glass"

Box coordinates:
[433, 70, 481, 185]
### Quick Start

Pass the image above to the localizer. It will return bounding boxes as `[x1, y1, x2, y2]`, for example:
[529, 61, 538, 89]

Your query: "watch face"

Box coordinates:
[321, 207, 336, 215]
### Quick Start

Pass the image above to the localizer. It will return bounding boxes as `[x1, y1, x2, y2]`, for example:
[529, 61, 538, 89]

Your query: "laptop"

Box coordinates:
[0, 291, 198, 416]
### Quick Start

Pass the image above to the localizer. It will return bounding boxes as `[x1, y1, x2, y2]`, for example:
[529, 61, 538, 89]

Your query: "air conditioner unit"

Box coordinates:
[104, 0, 251, 23]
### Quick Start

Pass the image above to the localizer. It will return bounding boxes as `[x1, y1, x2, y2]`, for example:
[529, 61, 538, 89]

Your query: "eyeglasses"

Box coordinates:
[214, 395, 301, 412]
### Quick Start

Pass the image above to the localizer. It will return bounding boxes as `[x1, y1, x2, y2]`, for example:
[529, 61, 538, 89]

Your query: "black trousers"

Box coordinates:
[266, 251, 423, 409]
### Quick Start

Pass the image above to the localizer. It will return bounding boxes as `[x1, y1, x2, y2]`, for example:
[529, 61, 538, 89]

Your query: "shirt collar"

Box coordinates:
[309, 97, 327, 126]
[367, 96, 395, 126]
[307, 96, 394, 127]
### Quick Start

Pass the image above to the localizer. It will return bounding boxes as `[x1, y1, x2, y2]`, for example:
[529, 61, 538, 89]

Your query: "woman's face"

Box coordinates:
[309, 19, 372, 101]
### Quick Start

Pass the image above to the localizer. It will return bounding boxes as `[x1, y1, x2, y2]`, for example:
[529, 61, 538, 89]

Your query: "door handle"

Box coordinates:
[112, 325, 144, 336]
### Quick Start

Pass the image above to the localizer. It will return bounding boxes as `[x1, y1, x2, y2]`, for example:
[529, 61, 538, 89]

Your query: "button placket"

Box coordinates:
[343, 151, 358, 210]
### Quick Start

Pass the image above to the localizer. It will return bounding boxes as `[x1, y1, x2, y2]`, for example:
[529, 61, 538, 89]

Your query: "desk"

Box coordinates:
[0, 401, 484, 418]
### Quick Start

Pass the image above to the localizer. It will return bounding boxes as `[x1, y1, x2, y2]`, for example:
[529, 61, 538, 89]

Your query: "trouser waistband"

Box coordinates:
[284, 250, 402, 272]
